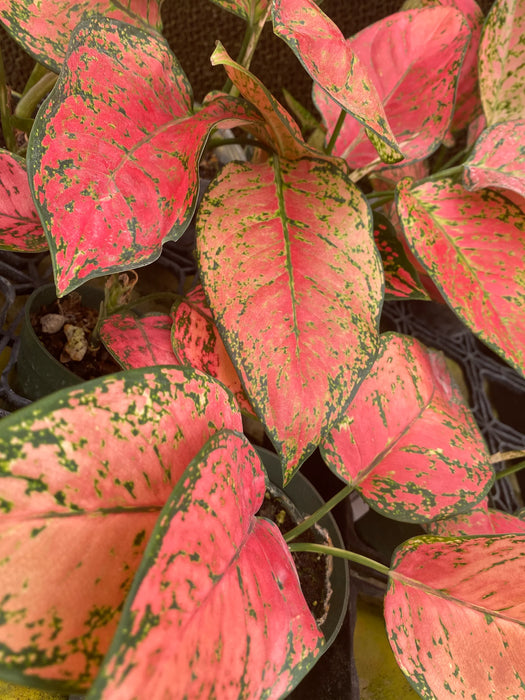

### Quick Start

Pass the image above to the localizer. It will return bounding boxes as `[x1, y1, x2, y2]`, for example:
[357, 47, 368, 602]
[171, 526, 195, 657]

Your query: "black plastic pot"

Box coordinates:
[16, 283, 104, 401]
[256, 447, 350, 656]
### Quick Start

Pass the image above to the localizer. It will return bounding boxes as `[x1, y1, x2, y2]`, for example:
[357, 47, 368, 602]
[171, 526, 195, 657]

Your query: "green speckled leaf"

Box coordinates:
[386, 534, 525, 698]
[0, 0, 162, 73]
[321, 333, 493, 523]
[396, 177, 525, 377]
[313, 6, 469, 169]
[427, 498, 525, 535]
[463, 119, 525, 198]
[271, 0, 401, 161]
[373, 211, 429, 301]
[210, 42, 344, 169]
[414, 0, 483, 131]
[100, 312, 175, 368]
[170, 291, 256, 416]
[0, 367, 241, 692]
[0, 150, 46, 252]
[27, 16, 264, 296]
[87, 430, 323, 699]
[478, 0, 525, 125]
[197, 156, 383, 481]
[0, 679, 65, 699]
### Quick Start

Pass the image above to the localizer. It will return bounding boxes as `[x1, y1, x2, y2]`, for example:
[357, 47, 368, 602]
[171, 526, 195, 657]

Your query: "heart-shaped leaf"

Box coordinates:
[313, 6, 470, 169]
[87, 430, 323, 699]
[479, 0, 525, 125]
[0, 0, 163, 73]
[427, 498, 525, 535]
[463, 119, 525, 198]
[385, 534, 525, 697]
[28, 16, 264, 297]
[210, 42, 345, 169]
[171, 293, 256, 416]
[0, 151, 47, 252]
[271, 0, 401, 160]
[396, 178, 525, 377]
[416, 0, 483, 131]
[369, 160, 431, 301]
[100, 313, 175, 368]
[0, 367, 241, 691]
[320, 333, 493, 523]
[373, 212, 429, 301]
[197, 156, 382, 481]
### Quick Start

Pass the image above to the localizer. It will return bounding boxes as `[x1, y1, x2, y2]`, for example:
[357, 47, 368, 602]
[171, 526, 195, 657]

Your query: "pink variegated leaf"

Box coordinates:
[313, 7, 470, 169]
[373, 212, 429, 301]
[187, 283, 211, 313]
[385, 534, 525, 697]
[171, 296, 256, 416]
[396, 178, 525, 377]
[498, 189, 525, 212]
[463, 120, 525, 198]
[321, 333, 493, 523]
[271, 0, 401, 162]
[197, 157, 382, 482]
[100, 312, 175, 368]
[0, 0, 162, 73]
[414, 0, 483, 131]
[28, 17, 264, 297]
[479, 0, 525, 125]
[208, 0, 270, 22]
[0, 367, 241, 691]
[87, 431, 323, 699]
[210, 43, 345, 169]
[0, 150, 47, 252]
[370, 161, 432, 301]
[427, 498, 525, 535]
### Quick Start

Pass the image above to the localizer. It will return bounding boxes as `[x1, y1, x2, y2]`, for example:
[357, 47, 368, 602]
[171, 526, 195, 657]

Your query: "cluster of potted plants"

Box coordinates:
[1, 0, 525, 696]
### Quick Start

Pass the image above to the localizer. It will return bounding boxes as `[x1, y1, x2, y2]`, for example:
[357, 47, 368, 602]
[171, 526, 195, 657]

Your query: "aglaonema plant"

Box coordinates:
[1, 0, 525, 696]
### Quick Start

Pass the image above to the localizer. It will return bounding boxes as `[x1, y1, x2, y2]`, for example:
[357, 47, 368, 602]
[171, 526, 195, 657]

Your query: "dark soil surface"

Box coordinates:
[31, 292, 121, 380]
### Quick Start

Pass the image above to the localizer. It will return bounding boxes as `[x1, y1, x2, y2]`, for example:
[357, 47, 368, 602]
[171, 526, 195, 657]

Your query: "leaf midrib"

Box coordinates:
[272, 156, 301, 367]
[390, 569, 525, 625]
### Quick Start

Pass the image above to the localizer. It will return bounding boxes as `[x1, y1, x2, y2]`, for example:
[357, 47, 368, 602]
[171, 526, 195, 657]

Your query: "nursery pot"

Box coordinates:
[256, 446, 350, 652]
[16, 283, 105, 401]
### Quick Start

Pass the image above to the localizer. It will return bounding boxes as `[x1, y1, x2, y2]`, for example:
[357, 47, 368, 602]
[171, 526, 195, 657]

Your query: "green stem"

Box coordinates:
[325, 108, 347, 155]
[288, 542, 390, 577]
[418, 164, 465, 186]
[15, 72, 57, 119]
[206, 135, 271, 152]
[0, 46, 16, 153]
[284, 484, 353, 543]
[222, 22, 252, 94]
[112, 291, 180, 313]
[234, 21, 253, 68]
[223, 6, 269, 95]
[367, 189, 396, 208]
[495, 460, 525, 481]
[434, 144, 473, 173]
[240, 6, 271, 72]
[21, 61, 51, 97]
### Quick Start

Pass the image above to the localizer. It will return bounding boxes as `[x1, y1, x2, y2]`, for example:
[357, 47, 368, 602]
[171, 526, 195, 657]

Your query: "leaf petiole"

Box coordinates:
[0, 46, 16, 153]
[417, 164, 465, 186]
[288, 542, 390, 577]
[284, 483, 353, 543]
[15, 71, 57, 119]
[495, 460, 525, 481]
[325, 107, 346, 155]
